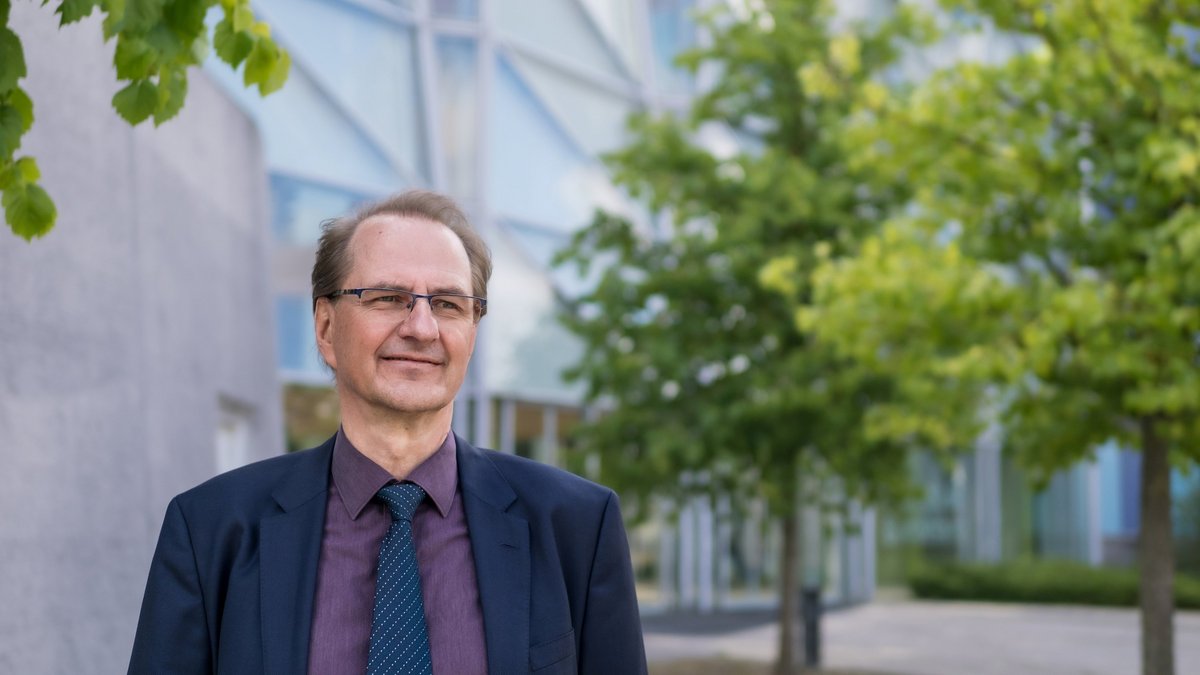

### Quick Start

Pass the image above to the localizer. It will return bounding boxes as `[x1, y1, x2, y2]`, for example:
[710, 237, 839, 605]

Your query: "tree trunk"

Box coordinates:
[775, 512, 799, 675]
[1139, 416, 1175, 675]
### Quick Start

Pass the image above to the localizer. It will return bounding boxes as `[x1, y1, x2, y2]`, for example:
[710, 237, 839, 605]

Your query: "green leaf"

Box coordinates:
[113, 36, 157, 80]
[9, 86, 32, 129]
[102, 0, 125, 38]
[3, 181, 56, 240]
[258, 47, 289, 95]
[162, 0, 208, 38]
[240, 37, 290, 95]
[231, 3, 254, 32]
[111, 80, 159, 124]
[0, 27, 26, 94]
[121, 0, 167, 33]
[56, 0, 102, 25]
[213, 18, 252, 66]
[242, 38, 278, 89]
[153, 67, 187, 125]
[14, 156, 39, 182]
[0, 101, 22, 156]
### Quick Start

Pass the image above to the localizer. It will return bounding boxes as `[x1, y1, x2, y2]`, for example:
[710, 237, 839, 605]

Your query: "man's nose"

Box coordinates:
[397, 297, 440, 340]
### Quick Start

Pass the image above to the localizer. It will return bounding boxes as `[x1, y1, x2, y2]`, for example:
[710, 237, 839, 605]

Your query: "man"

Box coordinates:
[128, 191, 647, 674]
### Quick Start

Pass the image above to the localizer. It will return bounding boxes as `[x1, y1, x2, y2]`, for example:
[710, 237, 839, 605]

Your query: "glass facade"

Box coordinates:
[209, 0, 804, 615]
[210, 0, 1195, 613]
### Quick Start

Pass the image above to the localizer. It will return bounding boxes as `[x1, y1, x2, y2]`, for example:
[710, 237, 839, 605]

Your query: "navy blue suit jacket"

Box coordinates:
[128, 435, 647, 674]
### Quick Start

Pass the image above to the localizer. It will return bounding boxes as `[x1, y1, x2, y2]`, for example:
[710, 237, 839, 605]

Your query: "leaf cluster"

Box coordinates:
[806, 0, 1200, 480]
[0, 0, 290, 239]
[554, 0, 932, 519]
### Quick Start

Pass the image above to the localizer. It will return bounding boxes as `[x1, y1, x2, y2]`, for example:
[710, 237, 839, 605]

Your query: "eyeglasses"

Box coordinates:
[321, 288, 487, 323]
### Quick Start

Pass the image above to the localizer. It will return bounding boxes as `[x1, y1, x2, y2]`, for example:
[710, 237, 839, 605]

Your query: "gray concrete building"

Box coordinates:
[0, 5, 283, 674]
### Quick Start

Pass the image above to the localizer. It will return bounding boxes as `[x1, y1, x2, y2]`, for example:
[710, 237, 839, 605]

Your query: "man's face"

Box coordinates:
[315, 215, 478, 419]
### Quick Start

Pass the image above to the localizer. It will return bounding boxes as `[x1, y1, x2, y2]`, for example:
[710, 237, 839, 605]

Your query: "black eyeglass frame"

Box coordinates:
[319, 287, 488, 322]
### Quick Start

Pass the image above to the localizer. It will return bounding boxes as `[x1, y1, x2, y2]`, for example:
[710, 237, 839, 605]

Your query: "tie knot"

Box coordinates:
[376, 482, 426, 522]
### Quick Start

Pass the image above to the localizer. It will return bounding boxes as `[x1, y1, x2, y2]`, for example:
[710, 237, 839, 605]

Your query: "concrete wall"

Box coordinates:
[0, 5, 283, 673]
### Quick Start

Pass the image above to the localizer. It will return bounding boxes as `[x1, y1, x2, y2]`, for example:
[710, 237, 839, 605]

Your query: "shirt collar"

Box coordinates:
[332, 427, 458, 520]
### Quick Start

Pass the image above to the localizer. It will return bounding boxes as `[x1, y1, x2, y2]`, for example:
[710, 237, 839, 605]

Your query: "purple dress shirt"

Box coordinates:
[307, 430, 488, 674]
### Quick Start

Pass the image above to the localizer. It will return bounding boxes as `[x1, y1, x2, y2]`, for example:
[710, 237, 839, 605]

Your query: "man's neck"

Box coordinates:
[339, 405, 454, 480]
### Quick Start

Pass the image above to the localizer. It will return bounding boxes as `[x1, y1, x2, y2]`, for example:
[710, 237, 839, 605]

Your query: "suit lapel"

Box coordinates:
[260, 440, 333, 675]
[458, 436, 530, 675]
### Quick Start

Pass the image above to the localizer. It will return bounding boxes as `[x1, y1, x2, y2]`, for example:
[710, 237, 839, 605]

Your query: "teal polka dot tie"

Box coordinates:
[368, 482, 433, 675]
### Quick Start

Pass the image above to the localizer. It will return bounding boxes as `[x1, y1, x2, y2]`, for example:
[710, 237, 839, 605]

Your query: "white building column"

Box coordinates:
[696, 494, 715, 613]
[678, 499, 696, 609]
[1085, 460, 1103, 565]
[973, 425, 1004, 562]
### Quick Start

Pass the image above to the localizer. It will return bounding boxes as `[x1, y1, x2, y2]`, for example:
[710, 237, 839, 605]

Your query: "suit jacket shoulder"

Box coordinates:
[455, 439, 647, 674]
[129, 439, 334, 675]
[174, 440, 332, 516]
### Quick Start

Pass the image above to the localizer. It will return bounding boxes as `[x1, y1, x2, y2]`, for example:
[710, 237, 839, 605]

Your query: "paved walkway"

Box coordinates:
[644, 600, 1200, 674]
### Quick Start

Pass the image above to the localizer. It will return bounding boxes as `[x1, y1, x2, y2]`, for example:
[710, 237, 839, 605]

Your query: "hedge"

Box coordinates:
[908, 559, 1200, 609]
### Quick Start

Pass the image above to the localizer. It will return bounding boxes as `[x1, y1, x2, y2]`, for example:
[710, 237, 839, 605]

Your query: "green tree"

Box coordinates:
[0, 0, 289, 240]
[796, 2, 1200, 673]
[554, 2, 931, 671]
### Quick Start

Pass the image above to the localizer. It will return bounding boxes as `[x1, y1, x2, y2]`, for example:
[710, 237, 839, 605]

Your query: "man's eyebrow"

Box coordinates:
[367, 282, 471, 295]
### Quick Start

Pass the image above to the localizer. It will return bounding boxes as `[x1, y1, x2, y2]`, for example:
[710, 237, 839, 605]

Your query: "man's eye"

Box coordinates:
[369, 293, 410, 305]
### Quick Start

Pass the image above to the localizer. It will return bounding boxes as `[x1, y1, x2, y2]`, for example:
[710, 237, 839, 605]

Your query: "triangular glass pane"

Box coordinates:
[204, 56, 402, 190]
[509, 51, 637, 156]
[494, 0, 630, 81]
[649, 0, 697, 93]
[580, 0, 646, 78]
[256, 0, 428, 181]
[489, 56, 624, 231]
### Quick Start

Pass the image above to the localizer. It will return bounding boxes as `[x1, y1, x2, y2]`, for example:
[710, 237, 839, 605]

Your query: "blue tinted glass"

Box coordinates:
[435, 36, 479, 199]
[502, 219, 597, 298]
[205, 54, 402, 189]
[489, 56, 597, 229]
[270, 174, 376, 245]
[649, 0, 695, 92]
[276, 295, 310, 372]
[433, 0, 478, 19]
[256, 0, 428, 182]
[1098, 441, 1123, 537]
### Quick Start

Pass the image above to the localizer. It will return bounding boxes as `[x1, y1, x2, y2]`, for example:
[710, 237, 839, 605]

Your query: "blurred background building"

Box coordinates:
[200, 0, 874, 615]
[0, 4, 284, 673]
[3, 1, 1200, 673]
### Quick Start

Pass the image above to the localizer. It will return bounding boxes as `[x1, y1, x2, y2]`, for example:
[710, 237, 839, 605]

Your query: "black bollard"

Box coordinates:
[801, 585, 821, 667]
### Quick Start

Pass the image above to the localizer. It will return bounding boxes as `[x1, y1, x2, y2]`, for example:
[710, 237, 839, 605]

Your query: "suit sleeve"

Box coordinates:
[128, 497, 213, 675]
[578, 492, 648, 675]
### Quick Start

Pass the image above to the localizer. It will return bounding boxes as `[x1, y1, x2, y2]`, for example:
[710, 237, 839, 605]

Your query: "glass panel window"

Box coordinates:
[270, 174, 376, 245]
[482, 223, 585, 401]
[489, 56, 620, 231]
[494, 0, 629, 80]
[435, 36, 479, 200]
[433, 0, 478, 19]
[649, 0, 696, 93]
[509, 51, 636, 155]
[205, 55, 402, 189]
[581, 0, 644, 77]
[256, 0, 428, 181]
[502, 219, 596, 297]
[276, 294, 326, 377]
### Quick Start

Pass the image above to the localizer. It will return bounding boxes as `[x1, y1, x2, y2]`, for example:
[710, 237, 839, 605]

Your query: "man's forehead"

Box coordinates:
[347, 214, 471, 280]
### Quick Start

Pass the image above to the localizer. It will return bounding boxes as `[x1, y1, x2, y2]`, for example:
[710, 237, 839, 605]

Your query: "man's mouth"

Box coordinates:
[382, 355, 442, 366]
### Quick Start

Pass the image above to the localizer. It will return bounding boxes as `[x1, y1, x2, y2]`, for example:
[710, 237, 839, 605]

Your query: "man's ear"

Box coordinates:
[314, 297, 337, 370]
